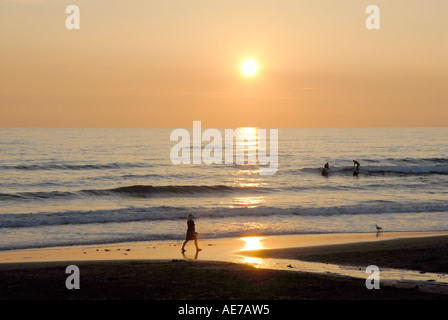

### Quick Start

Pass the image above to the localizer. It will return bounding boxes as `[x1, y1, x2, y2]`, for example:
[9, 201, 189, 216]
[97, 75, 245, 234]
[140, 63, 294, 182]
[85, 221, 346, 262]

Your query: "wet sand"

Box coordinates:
[245, 234, 448, 274]
[1, 231, 448, 300]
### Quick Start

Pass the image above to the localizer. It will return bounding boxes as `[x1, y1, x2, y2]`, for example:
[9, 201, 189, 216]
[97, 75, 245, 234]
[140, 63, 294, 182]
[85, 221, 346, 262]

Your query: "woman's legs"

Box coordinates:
[181, 240, 188, 252]
[194, 238, 201, 251]
[182, 238, 201, 252]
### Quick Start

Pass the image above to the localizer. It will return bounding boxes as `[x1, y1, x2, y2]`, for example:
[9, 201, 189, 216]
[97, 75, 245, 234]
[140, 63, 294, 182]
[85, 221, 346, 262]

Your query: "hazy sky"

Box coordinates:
[1, 0, 447, 127]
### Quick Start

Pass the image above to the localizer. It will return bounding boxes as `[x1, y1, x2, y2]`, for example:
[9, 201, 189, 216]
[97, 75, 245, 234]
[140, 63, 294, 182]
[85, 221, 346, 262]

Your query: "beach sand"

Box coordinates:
[1, 231, 448, 300]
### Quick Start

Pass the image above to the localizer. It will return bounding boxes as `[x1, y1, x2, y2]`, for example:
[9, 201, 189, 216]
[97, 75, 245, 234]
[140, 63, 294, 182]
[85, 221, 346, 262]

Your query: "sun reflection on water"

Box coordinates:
[229, 196, 264, 208]
[241, 236, 264, 251]
[241, 256, 264, 266]
[239, 236, 265, 267]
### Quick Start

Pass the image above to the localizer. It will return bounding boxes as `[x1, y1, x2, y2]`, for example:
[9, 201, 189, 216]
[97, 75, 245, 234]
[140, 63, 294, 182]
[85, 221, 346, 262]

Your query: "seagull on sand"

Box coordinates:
[375, 224, 383, 231]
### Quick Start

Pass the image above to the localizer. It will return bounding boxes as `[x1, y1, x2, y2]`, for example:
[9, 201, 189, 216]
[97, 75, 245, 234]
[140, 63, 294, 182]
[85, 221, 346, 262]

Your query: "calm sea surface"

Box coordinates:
[0, 128, 447, 250]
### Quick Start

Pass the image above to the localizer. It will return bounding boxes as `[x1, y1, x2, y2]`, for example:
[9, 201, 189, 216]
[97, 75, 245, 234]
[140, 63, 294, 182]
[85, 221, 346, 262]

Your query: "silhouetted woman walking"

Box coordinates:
[181, 214, 201, 253]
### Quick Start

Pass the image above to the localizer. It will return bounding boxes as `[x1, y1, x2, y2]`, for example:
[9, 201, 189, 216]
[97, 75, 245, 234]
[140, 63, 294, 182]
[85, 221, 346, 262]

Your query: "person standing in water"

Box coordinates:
[353, 160, 360, 176]
[181, 214, 201, 253]
[322, 162, 330, 176]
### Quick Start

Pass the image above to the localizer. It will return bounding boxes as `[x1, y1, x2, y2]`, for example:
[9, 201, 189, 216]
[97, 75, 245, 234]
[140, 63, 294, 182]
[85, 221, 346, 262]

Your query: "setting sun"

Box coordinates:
[241, 60, 257, 76]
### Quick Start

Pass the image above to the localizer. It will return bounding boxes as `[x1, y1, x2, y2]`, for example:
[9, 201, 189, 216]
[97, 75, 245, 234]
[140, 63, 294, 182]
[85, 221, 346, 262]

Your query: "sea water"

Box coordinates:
[0, 128, 447, 250]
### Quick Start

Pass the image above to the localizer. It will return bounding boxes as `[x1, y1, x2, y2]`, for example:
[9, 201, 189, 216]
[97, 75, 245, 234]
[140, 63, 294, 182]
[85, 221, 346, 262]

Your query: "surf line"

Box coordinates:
[169, 121, 278, 175]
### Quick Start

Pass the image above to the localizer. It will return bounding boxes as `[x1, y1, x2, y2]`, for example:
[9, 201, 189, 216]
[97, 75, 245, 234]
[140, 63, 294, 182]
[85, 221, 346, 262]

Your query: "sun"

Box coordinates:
[241, 60, 257, 76]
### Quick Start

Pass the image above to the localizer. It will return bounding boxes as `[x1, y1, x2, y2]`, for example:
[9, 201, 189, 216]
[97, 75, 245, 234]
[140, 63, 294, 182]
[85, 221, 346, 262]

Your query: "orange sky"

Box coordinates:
[0, 0, 447, 127]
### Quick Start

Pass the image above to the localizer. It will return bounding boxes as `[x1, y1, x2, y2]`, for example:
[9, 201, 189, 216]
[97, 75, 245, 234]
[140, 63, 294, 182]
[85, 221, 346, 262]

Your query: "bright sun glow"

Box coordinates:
[241, 60, 257, 76]
[239, 126, 257, 136]
[241, 236, 263, 251]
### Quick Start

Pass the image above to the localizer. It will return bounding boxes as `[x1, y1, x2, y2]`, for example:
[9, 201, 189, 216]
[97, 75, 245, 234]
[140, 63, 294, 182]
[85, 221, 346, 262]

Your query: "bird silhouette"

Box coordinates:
[375, 224, 383, 231]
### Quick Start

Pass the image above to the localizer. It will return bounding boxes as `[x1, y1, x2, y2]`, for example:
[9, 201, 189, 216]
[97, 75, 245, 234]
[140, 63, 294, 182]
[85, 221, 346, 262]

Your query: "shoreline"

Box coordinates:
[1, 230, 447, 264]
[0, 231, 448, 265]
[1, 231, 448, 300]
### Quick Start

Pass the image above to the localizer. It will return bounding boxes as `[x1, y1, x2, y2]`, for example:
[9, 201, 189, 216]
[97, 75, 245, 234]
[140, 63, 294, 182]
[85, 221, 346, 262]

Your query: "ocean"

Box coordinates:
[0, 128, 447, 250]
